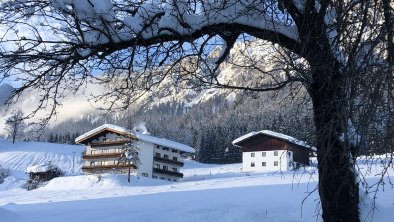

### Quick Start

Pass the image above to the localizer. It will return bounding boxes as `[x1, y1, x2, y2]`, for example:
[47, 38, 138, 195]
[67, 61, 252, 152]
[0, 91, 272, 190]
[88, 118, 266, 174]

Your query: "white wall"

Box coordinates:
[136, 140, 154, 177]
[242, 150, 292, 172]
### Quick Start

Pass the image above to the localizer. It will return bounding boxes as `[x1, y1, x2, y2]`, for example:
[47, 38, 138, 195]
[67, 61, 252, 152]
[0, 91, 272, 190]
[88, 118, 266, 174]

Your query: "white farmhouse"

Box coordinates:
[76, 124, 195, 182]
[232, 130, 316, 172]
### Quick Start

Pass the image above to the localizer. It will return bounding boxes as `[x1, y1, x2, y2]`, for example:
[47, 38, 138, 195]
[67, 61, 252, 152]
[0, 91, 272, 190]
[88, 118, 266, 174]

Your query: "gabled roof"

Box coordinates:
[75, 124, 196, 153]
[75, 124, 135, 144]
[232, 130, 317, 151]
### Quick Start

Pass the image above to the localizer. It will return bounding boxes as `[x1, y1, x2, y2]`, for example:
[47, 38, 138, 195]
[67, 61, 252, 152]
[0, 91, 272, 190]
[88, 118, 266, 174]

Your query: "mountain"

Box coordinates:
[0, 41, 317, 164]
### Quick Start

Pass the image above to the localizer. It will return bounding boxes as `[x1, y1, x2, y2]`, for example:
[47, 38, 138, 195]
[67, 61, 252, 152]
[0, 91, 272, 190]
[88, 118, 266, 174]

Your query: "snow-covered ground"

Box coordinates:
[0, 139, 84, 178]
[0, 140, 393, 222]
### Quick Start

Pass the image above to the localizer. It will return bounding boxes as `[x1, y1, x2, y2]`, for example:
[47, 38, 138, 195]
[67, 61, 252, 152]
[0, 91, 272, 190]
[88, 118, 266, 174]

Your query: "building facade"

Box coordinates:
[232, 130, 315, 172]
[76, 124, 195, 181]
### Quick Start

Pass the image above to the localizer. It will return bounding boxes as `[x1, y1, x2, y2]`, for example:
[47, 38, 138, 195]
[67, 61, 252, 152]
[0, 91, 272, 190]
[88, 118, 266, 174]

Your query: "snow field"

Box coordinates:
[0, 140, 392, 222]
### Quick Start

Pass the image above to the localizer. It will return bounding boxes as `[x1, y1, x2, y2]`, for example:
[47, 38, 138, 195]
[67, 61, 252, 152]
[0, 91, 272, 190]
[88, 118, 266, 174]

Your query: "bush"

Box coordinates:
[0, 164, 10, 184]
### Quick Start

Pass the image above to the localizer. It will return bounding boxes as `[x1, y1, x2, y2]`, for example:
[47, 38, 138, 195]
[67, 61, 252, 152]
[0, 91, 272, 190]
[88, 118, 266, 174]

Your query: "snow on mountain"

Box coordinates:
[119, 41, 281, 112]
[0, 40, 287, 135]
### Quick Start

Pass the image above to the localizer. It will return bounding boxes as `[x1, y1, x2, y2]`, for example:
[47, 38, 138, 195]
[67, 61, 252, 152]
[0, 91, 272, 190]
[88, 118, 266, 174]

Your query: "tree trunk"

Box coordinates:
[128, 159, 131, 183]
[309, 63, 360, 222]
[12, 131, 16, 144]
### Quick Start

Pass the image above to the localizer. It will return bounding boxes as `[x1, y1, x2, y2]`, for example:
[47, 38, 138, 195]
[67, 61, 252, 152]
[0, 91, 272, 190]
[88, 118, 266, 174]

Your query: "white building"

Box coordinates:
[232, 130, 315, 172]
[76, 124, 195, 182]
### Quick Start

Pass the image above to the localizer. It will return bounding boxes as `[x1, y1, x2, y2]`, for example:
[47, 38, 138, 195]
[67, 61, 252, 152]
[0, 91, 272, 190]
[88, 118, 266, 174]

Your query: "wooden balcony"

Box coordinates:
[154, 156, 184, 167]
[153, 168, 183, 178]
[82, 164, 137, 171]
[90, 140, 131, 147]
[82, 152, 122, 159]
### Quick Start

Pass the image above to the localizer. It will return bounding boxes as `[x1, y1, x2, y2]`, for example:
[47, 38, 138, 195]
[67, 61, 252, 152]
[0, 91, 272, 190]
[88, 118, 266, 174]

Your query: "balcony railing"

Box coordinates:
[154, 156, 184, 166]
[90, 140, 131, 147]
[82, 163, 137, 171]
[153, 168, 183, 178]
[82, 152, 122, 159]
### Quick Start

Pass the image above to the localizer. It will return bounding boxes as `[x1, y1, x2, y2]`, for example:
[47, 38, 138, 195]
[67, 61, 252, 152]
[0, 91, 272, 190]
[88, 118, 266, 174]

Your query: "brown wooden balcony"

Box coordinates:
[82, 164, 137, 171]
[82, 152, 122, 159]
[90, 140, 131, 147]
[153, 168, 183, 178]
[154, 156, 184, 167]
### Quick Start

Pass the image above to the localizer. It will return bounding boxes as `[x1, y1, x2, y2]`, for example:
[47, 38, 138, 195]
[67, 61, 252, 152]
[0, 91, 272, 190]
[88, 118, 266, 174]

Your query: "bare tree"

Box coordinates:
[5, 109, 26, 143]
[0, 1, 392, 221]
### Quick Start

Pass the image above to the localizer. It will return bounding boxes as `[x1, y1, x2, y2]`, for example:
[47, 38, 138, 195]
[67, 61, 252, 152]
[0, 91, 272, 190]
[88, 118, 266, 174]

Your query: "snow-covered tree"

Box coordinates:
[4, 109, 26, 144]
[119, 141, 140, 183]
[0, 1, 392, 221]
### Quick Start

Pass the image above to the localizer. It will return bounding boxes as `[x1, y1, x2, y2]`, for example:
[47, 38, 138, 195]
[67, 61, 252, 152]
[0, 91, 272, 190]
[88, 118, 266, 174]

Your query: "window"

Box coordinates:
[155, 164, 160, 169]
[90, 161, 96, 166]
[173, 156, 178, 161]
[251, 152, 255, 157]
[262, 162, 266, 167]
[116, 137, 123, 141]
[160, 177, 166, 180]
[113, 160, 119, 165]
[163, 166, 168, 171]
[167, 178, 172, 181]
[262, 152, 266, 157]
[172, 149, 178, 153]
[152, 176, 157, 179]
[173, 179, 177, 182]
[155, 152, 161, 157]
[142, 173, 148, 177]
[251, 162, 255, 167]
[274, 151, 278, 156]
[102, 138, 108, 142]
[173, 168, 178, 172]
[164, 154, 169, 159]
[274, 161, 278, 166]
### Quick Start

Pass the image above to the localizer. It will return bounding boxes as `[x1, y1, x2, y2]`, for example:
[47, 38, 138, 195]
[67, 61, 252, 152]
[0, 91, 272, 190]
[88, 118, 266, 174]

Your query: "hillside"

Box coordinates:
[0, 139, 84, 177]
[0, 141, 393, 222]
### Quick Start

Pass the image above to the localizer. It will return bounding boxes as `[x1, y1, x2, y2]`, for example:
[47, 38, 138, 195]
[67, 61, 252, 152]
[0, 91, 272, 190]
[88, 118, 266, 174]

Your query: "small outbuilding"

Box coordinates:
[232, 130, 316, 172]
[26, 162, 63, 190]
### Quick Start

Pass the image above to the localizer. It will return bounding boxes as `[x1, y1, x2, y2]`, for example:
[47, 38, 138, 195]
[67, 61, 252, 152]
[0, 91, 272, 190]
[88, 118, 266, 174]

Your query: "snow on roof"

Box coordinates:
[75, 124, 131, 143]
[232, 130, 316, 151]
[76, 124, 195, 153]
[26, 162, 61, 173]
[136, 132, 195, 153]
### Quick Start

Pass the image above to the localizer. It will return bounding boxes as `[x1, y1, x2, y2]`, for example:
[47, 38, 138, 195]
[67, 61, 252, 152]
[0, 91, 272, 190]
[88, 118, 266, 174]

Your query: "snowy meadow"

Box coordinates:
[0, 140, 393, 222]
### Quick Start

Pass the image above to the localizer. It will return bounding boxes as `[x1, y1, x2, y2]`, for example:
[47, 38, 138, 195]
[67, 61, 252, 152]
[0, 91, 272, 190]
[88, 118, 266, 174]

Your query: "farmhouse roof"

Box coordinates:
[75, 124, 195, 153]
